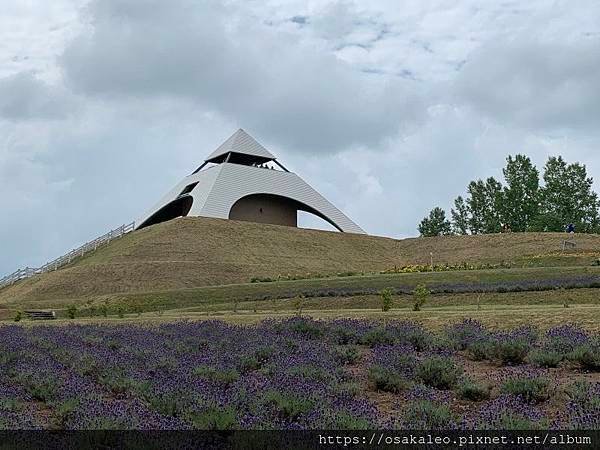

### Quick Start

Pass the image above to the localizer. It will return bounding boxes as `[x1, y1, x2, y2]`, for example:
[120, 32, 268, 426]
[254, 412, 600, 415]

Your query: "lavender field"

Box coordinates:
[0, 318, 598, 430]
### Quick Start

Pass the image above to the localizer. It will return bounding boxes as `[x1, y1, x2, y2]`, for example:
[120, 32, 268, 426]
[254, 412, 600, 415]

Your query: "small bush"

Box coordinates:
[238, 356, 261, 373]
[332, 326, 358, 345]
[13, 311, 22, 322]
[55, 399, 79, 425]
[335, 381, 361, 397]
[501, 376, 549, 403]
[369, 365, 411, 393]
[193, 366, 240, 385]
[569, 345, 600, 371]
[403, 328, 432, 352]
[20, 376, 59, 402]
[117, 306, 124, 319]
[528, 349, 563, 368]
[250, 276, 275, 283]
[66, 305, 77, 320]
[466, 340, 494, 361]
[333, 345, 361, 365]
[261, 391, 315, 420]
[359, 327, 395, 347]
[379, 288, 394, 312]
[288, 318, 323, 338]
[445, 319, 487, 351]
[416, 356, 462, 390]
[457, 379, 490, 402]
[565, 379, 593, 404]
[188, 405, 237, 430]
[402, 400, 455, 429]
[100, 304, 108, 318]
[498, 412, 549, 430]
[326, 412, 371, 430]
[412, 284, 430, 311]
[254, 346, 276, 361]
[288, 365, 329, 381]
[493, 339, 530, 365]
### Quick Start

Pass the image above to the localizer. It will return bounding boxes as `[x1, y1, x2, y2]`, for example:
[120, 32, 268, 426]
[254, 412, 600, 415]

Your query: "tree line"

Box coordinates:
[418, 155, 600, 237]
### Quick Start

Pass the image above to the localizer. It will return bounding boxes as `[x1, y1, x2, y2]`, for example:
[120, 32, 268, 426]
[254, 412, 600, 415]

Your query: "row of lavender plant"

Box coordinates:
[0, 319, 598, 429]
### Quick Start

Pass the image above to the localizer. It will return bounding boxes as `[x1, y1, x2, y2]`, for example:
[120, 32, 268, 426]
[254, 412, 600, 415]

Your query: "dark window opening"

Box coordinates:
[178, 182, 199, 197]
[137, 196, 194, 229]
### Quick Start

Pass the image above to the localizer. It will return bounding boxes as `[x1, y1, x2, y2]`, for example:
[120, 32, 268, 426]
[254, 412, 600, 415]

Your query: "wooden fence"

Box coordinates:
[0, 221, 135, 289]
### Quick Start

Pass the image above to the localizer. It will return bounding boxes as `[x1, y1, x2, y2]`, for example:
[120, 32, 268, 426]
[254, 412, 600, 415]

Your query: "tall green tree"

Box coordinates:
[450, 195, 470, 235]
[418, 207, 452, 237]
[501, 155, 540, 231]
[467, 177, 503, 234]
[535, 156, 600, 232]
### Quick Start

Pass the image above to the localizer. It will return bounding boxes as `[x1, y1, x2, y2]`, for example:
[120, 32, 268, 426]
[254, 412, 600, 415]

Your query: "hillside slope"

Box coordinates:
[1, 217, 599, 305]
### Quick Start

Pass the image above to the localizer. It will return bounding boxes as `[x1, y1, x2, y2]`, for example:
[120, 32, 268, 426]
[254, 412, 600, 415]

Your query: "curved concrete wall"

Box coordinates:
[229, 194, 298, 227]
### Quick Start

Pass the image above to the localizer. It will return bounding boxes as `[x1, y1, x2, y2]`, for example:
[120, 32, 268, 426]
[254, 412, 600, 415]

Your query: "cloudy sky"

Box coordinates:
[1, 0, 600, 274]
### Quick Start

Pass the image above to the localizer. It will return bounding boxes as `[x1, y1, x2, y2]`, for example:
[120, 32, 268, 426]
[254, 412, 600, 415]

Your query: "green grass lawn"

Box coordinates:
[3, 261, 599, 330]
[13, 265, 595, 313]
[14, 303, 600, 333]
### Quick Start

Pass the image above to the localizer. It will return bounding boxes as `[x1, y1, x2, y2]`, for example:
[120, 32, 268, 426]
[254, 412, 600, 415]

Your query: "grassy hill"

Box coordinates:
[1, 217, 600, 324]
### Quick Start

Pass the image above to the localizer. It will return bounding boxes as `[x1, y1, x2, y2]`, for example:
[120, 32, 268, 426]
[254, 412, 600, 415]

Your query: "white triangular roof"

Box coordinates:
[205, 129, 276, 162]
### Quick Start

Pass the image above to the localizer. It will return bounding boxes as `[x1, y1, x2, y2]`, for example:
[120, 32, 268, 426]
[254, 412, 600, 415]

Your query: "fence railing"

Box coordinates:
[0, 221, 135, 290]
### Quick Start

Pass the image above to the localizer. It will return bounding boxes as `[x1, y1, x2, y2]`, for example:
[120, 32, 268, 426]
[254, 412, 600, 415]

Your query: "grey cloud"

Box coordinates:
[61, 0, 424, 153]
[0, 72, 75, 120]
[456, 39, 600, 131]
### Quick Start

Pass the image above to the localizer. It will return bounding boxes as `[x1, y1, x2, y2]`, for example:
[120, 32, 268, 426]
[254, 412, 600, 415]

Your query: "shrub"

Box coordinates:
[402, 327, 432, 352]
[117, 306, 124, 319]
[100, 304, 108, 318]
[528, 349, 563, 368]
[359, 327, 395, 347]
[368, 365, 410, 393]
[458, 379, 491, 402]
[493, 339, 530, 365]
[498, 412, 549, 430]
[254, 345, 276, 362]
[238, 356, 261, 373]
[565, 380, 594, 404]
[416, 356, 462, 390]
[288, 318, 323, 338]
[54, 398, 79, 426]
[379, 288, 394, 312]
[188, 405, 237, 430]
[333, 345, 361, 365]
[412, 284, 430, 311]
[20, 376, 59, 402]
[67, 305, 77, 320]
[335, 381, 361, 397]
[13, 310, 22, 322]
[193, 366, 240, 385]
[445, 319, 487, 351]
[261, 390, 315, 420]
[501, 376, 549, 403]
[466, 340, 494, 361]
[326, 412, 371, 430]
[332, 326, 358, 345]
[569, 345, 600, 371]
[288, 365, 329, 381]
[250, 276, 275, 283]
[402, 400, 455, 429]
[564, 380, 600, 429]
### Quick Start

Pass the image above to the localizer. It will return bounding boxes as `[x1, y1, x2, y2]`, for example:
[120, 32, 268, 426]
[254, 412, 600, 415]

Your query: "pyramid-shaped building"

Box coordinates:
[136, 129, 365, 234]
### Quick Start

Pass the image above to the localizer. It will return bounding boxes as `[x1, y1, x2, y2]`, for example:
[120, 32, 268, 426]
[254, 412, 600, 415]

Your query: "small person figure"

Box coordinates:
[567, 223, 575, 234]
